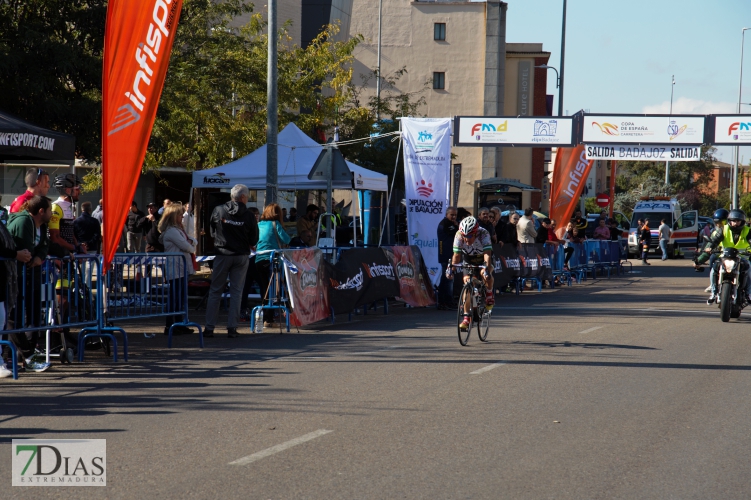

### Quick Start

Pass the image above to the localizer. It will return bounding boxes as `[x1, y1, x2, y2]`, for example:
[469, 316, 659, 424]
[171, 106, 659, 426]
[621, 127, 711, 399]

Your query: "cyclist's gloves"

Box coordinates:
[445, 266, 454, 279]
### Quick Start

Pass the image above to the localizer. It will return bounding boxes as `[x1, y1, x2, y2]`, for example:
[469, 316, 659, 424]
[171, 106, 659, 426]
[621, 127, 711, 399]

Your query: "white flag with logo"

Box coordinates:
[402, 117, 452, 287]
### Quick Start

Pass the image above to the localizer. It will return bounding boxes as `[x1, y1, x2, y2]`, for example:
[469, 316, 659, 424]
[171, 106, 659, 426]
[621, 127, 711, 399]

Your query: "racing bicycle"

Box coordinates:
[449, 263, 492, 346]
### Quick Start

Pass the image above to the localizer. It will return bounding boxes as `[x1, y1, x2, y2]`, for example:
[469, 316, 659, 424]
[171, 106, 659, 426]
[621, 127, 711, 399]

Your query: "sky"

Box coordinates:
[505, 0, 751, 164]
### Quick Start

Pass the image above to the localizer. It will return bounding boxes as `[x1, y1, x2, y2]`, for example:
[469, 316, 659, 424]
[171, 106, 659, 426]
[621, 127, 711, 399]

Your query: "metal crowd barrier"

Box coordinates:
[78, 252, 203, 360]
[0, 255, 101, 379]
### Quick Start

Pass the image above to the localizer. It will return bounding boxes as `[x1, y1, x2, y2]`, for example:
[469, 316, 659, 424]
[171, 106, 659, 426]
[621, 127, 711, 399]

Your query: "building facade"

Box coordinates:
[349, 0, 550, 211]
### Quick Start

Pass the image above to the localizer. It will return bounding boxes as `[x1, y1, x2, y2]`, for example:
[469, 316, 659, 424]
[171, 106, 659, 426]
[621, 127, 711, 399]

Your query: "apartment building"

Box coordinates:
[349, 0, 551, 210]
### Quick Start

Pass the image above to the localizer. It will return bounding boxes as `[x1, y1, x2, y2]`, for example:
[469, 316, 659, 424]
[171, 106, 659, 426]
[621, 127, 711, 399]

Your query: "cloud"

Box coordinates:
[641, 97, 736, 114]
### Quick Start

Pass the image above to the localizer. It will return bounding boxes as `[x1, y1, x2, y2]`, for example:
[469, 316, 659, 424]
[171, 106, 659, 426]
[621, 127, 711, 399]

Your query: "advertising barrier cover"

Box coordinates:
[454, 116, 575, 147]
[326, 248, 400, 315]
[402, 117, 452, 287]
[282, 248, 330, 327]
[491, 243, 553, 289]
[383, 246, 436, 308]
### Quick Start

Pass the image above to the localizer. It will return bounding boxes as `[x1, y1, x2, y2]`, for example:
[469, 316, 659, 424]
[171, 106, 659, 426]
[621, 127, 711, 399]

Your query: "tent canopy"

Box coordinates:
[0, 109, 76, 164]
[192, 123, 388, 191]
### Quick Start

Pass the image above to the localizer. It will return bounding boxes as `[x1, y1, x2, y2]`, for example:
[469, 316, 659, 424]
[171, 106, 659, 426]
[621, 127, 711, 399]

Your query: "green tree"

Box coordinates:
[145, 1, 361, 173]
[0, 0, 106, 161]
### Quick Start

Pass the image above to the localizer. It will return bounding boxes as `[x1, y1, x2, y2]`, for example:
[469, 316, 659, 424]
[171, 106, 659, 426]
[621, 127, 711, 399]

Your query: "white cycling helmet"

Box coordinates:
[459, 216, 478, 235]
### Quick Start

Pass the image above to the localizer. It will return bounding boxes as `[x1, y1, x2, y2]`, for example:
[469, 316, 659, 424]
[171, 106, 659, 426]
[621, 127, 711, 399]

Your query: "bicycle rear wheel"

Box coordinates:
[457, 283, 473, 346]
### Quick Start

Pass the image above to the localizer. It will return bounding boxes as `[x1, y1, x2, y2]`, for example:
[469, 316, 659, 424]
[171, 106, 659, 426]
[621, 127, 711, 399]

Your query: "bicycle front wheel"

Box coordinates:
[457, 283, 473, 346]
[477, 307, 491, 342]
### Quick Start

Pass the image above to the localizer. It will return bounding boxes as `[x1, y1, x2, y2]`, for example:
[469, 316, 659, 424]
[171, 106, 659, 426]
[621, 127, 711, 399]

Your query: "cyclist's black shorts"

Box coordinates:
[461, 254, 484, 277]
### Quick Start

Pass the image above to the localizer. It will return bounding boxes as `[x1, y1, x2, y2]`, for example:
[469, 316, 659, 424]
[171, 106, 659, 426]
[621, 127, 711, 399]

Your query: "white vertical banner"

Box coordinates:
[402, 117, 452, 287]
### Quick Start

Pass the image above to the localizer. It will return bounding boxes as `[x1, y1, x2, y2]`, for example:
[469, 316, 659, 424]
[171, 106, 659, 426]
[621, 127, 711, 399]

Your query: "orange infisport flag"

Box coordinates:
[102, 0, 183, 266]
[549, 145, 593, 238]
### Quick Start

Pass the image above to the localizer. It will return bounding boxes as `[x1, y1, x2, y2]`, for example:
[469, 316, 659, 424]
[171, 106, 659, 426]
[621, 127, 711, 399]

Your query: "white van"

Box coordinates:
[627, 197, 698, 258]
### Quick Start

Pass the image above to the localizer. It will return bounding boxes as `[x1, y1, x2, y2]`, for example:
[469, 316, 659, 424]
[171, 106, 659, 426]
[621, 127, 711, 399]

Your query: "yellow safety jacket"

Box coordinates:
[722, 225, 750, 250]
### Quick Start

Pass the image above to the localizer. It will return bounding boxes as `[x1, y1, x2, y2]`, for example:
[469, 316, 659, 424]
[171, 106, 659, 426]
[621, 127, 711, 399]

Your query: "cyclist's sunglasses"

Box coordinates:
[465, 231, 478, 239]
[36, 168, 49, 178]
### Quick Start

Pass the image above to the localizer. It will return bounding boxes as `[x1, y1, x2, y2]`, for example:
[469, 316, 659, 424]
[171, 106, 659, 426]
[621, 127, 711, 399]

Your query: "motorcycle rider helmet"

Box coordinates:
[713, 208, 729, 223]
[54, 173, 81, 194]
[727, 209, 746, 232]
[459, 216, 478, 236]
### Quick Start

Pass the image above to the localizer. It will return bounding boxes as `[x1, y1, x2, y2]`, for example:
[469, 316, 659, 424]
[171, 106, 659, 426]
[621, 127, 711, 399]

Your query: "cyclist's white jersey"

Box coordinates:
[453, 227, 492, 256]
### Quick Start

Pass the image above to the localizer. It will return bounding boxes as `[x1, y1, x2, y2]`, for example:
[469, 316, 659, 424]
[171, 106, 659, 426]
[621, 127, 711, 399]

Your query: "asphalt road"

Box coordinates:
[3, 259, 751, 499]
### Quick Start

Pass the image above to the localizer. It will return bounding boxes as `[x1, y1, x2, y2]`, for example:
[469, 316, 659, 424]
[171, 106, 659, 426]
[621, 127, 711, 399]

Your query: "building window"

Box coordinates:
[433, 72, 445, 90]
[434, 23, 446, 41]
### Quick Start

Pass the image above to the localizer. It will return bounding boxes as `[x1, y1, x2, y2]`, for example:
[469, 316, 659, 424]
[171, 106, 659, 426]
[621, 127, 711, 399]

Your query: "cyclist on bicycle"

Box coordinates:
[447, 216, 494, 330]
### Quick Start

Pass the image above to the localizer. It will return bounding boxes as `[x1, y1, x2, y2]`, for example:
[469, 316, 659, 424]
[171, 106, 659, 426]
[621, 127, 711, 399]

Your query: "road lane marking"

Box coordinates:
[470, 362, 505, 375]
[229, 429, 333, 466]
[578, 326, 603, 334]
[492, 306, 716, 315]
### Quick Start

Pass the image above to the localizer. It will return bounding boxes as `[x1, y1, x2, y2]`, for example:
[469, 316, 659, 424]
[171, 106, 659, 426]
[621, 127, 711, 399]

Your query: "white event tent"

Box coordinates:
[191, 123, 388, 192]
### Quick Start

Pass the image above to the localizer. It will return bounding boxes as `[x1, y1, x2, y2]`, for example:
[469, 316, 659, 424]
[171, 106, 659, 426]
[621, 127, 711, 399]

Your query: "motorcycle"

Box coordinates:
[713, 247, 749, 322]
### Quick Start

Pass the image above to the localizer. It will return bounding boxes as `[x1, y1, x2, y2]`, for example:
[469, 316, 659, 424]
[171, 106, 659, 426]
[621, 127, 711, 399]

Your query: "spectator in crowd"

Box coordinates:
[204, 184, 258, 338]
[296, 204, 319, 238]
[640, 219, 652, 265]
[0, 196, 8, 225]
[49, 174, 85, 259]
[282, 208, 289, 222]
[126, 202, 145, 253]
[658, 218, 671, 260]
[182, 202, 196, 240]
[500, 212, 520, 247]
[477, 208, 496, 243]
[256, 203, 291, 328]
[138, 203, 163, 253]
[158, 198, 171, 215]
[593, 218, 611, 240]
[288, 207, 298, 222]
[0, 217, 32, 377]
[10, 168, 50, 213]
[536, 218, 552, 244]
[437, 206, 459, 310]
[547, 220, 565, 249]
[609, 219, 621, 241]
[92, 199, 103, 224]
[517, 208, 537, 244]
[597, 209, 608, 223]
[572, 208, 587, 234]
[456, 207, 472, 223]
[240, 207, 261, 321]
[289, 229, 313, 247]
[6, 196, 52, 372]
[554, 222, 574, 270]
[158, 202, 197, 336]
[73, 202, 102, 254]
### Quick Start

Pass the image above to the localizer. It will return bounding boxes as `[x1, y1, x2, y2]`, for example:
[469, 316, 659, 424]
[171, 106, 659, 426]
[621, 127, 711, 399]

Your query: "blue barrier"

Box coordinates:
[78, 253, 203, 360]
[0, 255, 101, 378]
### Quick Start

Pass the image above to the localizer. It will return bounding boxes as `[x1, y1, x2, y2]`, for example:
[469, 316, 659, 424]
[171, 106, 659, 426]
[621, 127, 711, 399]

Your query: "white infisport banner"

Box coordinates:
[402, 117, 452, 287]
[454, 116, 574, 146]
[582, 115, 705, 144]
[584, 144, 702, 161]
[713, 115, 751, 144]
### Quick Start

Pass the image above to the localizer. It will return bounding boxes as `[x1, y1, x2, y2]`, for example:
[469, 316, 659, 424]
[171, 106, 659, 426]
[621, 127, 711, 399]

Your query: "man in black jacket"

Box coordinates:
[204, 184, 259, 338]
[125, 201, 145, 253]
[436, 206, 458, 309]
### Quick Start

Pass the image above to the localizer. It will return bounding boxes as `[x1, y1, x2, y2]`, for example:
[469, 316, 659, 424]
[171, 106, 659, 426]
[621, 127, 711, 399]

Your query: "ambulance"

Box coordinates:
[627, 197, 699, 258]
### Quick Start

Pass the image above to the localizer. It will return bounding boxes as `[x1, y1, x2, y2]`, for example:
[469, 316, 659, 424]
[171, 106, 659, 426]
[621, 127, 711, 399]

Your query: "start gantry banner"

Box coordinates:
[101, 0, 183, 266]
[402, 117, 452, 287]
[582, 114, 705, 145]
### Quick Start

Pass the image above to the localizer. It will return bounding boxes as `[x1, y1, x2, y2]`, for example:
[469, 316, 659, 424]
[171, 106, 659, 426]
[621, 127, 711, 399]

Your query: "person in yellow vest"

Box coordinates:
[696, 209, 751, 304]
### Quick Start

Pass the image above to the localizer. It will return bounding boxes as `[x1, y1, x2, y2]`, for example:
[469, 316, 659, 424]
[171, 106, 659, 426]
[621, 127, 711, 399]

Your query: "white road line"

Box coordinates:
[470, 362, 505, 375]
[578, 326, 604, 334]
[229, 429, 333, 466]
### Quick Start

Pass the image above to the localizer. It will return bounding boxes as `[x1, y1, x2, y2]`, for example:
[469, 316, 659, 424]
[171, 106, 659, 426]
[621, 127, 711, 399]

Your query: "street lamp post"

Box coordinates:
[732, 27, 750, 210]
[534, 64, 560, 115]
[266, 0, 278, 205]
[558, 0, 567, 117]
[665, 75, 675, 187]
